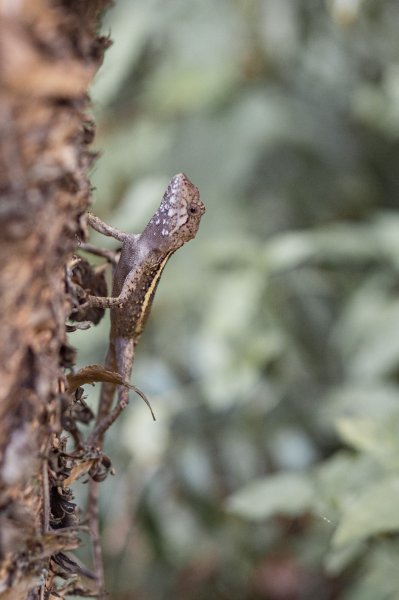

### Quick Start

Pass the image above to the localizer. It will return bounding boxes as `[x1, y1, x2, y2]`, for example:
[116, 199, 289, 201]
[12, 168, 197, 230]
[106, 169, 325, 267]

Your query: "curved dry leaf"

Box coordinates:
[66, 364, 156, 420]
[62, 459, 96, 487]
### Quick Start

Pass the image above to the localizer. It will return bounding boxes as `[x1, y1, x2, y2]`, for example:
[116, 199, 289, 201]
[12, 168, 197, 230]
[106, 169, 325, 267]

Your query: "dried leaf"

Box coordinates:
[66, 364, 156, 420]
[62, 460, 96, 487]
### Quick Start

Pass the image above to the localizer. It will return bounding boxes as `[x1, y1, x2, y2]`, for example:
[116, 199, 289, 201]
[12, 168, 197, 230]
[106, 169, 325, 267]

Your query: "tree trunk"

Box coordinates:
[0, 1, 111, 597]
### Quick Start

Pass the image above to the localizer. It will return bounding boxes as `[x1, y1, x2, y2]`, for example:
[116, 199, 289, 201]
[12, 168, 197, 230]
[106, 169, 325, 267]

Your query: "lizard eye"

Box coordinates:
[189, 205, 198, 215]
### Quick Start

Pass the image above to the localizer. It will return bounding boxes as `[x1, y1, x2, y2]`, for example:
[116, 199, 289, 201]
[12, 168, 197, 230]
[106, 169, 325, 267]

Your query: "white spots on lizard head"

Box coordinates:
[143, 173, 205, 249]
[154, 173, 201, 236]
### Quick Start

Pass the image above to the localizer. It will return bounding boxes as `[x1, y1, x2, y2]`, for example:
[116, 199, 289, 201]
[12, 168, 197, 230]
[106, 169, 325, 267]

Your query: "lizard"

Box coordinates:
[82, 173, 205, 596]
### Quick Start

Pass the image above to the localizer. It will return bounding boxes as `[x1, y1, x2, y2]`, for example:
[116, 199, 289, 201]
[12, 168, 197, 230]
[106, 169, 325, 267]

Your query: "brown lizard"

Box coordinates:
[83, 173, 205, 595]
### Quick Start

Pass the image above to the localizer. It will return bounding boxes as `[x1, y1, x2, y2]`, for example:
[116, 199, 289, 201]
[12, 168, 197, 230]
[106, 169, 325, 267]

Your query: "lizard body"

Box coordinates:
[86, 173, 205, 442]
[84, 174, 204, 597]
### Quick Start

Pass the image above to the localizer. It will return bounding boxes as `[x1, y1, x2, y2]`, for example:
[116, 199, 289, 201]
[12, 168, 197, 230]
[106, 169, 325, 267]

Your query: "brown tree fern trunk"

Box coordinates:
[0, 1, 110, 597]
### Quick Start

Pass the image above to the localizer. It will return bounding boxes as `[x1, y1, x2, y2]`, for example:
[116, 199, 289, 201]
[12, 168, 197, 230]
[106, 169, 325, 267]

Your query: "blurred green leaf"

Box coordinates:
[324, 540, 365, 576]
[314, 452, 379, 520]
[332, 476, 399, 547]
[336, 416, 399, 469]
[322, 383, 399, 424]
[341, 542, 399, 600]
[226, 473, 315, 521]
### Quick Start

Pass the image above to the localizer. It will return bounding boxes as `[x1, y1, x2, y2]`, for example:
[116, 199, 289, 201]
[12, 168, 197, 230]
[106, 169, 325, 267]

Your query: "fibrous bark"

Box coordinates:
[0, 1, 111, 597]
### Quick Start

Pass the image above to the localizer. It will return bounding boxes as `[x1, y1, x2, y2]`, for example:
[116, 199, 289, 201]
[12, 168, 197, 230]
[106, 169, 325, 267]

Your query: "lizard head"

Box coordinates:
[144, 173, 205, 252]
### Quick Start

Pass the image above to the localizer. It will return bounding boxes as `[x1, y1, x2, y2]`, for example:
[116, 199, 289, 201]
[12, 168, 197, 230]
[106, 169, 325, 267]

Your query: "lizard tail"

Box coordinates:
[88, 343, 116, 597]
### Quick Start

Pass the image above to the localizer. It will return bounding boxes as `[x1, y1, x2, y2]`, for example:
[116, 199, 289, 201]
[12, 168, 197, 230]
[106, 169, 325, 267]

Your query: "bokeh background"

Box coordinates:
[71, 1, 399, 598]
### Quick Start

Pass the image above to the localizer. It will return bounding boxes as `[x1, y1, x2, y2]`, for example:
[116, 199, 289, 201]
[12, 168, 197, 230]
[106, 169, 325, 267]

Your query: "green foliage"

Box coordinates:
[72, 0, 399, 597]
[332, 475, 399, 546]
[226, 472, 315, 520]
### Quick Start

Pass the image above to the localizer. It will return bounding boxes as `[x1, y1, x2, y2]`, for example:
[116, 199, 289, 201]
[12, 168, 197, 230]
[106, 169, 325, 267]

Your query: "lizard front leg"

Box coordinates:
[84, 214, 139, 267]
[85, 264, 142, 309]
[82, 214, 137, 268]
[86, 213, 133, 242]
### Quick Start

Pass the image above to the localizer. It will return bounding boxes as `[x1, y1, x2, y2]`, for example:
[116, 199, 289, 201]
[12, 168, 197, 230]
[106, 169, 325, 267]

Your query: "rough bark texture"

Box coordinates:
[0, 1, 111, 597]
